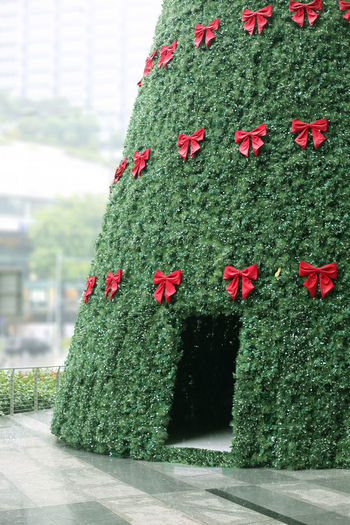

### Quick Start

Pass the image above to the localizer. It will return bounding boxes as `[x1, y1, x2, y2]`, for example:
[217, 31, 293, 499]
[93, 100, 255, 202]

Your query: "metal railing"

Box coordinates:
[0, 366, 64, 416]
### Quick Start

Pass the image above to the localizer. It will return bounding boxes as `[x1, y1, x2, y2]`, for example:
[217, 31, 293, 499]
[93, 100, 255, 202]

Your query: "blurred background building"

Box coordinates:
[0, 0, 163, 367]
[0, 0, 160, 139]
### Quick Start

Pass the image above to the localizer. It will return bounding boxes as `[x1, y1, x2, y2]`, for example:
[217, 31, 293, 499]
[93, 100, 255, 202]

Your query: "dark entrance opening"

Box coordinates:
[167, 315, 240, 448]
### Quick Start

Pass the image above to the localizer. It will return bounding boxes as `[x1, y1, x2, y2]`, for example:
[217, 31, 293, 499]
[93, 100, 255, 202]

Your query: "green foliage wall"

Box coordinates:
[51, 0, 350, 468]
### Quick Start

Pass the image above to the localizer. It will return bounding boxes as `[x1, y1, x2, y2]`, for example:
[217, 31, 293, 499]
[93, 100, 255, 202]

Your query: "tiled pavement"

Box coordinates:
[0, 411, 350, 524]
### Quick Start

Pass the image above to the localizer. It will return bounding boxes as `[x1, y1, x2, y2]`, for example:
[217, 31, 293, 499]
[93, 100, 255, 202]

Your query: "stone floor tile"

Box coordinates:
[41, 501, 130, 525]
[221, 469, 296, 485]
[111, 464, 196, 495]
[0, 427, 32, 440]
[313, 477, 350, 494]
[0, 442, 17, 450]
[216, 485, 327, 519]
[10, 472, 141, 506]
[0, 502, 129, 525]
[24, 446, 87, 470]
[0, 488, 35, 511]
[52, 467, 120, 486]
[10, 437, 48, 448]
[9, 414, 52, 437]
[295, 510, 350, 524]
[11, 470, 72, 491]
[154, 489, 280, 524]
[56, 447, 97, 462]
[284, 469, 350, 481]
[145, 462, 247, 488]
[0, 507, 56, 525]
[100, 494, 203, 524]
[26, 410, 54, 425]
[260, 481, 350, 511]
[0, 473, 16, 491]
[3, 410, 350, 525]
[0, 449, 41, 475]
[172, 473, 248, 490]
[67, 454, 196, 495]
[334, 503, 350, 518]
[80, 481, 145, 499]
[0, 417, 13, 428]
[12, 486, 89, 507]
[248, 521, 284, 525]
[144, 461, 223, 477]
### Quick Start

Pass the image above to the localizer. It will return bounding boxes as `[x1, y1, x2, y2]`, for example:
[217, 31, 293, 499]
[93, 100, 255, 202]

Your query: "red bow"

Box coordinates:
[112, 158, 128, 186]
[242, 5, 273, 35]
[299, 261, 337, 298]
[235, 123, 266, 157]
[153, 270, 182, 304]
[131, 148, 150, 178]
[104, 270, 122, 300]
[137, 49, 157, 86]
[289, 0, 322, 27]
[339, 0, 350, 21]
[84, 276, 96, 303]
[194, 18, 220, 47]
[158, 40, 177, 68]
[177, 128, 205, 160]
[223, 265, 258, 301]
[291, 119, 327, 149]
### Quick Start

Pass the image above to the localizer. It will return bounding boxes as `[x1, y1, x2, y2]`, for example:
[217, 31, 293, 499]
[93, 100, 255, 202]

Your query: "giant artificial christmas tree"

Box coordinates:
[52, 0, 350, 468]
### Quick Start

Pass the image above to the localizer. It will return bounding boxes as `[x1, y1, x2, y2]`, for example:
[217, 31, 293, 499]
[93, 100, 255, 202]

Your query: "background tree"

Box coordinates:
[28, 195, 106, 281]
[0, 92, 103, 161]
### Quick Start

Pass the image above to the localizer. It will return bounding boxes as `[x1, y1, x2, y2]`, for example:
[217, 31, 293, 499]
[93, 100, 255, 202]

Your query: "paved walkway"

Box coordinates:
[0, 410, 350, 524]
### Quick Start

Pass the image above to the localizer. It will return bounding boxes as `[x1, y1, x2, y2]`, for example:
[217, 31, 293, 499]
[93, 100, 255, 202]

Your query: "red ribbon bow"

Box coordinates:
[177, 128, 205, 160]
[194, 18, 220, 47]
[137, 49, 157, 86]
[289, 0, 322, 27]
[84, 275, 96, 303]
[158, 40, 177, 68]
[339, 0, 350, 21]
[112, 158, 128, 186]
[242, 5, 273, 34]
[223, 265, 258, 301]
[104, 270, 122, 300]
[235, 123, 267, 157]
[299, 261, 337, 298]
[153, 270, 182, 304]
[131, 148, 150, 178]
[291, 119, 327, 149]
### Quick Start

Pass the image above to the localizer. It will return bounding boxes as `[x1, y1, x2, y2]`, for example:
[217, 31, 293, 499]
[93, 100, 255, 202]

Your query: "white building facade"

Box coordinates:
[0, 0, 162, 134]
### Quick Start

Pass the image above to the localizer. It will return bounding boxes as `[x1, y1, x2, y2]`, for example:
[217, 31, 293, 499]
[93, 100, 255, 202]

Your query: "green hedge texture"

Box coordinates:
[51, 0, 350, 468]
